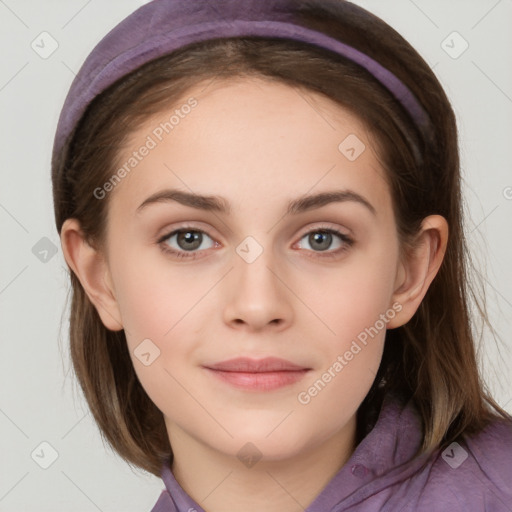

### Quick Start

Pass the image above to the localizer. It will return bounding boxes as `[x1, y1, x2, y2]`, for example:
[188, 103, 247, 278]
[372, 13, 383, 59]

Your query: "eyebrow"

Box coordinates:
[136, 188, 376, 216]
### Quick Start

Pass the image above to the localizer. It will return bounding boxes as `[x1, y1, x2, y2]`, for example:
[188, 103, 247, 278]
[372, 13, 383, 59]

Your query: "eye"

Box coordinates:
[158, 227, 217, 260]
[157, 224, 354, 261]
[295, 227, 354, 258]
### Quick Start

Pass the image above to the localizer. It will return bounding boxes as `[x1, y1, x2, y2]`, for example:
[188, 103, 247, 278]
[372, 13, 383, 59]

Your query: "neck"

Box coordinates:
[167, 415, 357, 512]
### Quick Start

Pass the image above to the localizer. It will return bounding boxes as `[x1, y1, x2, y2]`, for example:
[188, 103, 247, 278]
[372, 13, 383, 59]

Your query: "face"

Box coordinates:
[101, 77, 403, 462]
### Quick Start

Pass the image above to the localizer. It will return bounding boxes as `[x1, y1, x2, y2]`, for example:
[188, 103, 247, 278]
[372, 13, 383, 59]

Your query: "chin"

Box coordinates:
[218, 420, 315, 462]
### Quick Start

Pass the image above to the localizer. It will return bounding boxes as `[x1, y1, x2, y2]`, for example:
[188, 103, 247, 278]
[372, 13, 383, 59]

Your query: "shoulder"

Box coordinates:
[417, 416, 512, 511]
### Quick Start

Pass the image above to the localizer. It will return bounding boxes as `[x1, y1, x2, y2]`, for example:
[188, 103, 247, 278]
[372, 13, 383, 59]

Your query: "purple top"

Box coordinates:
[150, 393, 512, 511]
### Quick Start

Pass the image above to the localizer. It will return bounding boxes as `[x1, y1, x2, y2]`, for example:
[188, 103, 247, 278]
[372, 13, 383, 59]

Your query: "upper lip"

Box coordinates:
[203, 357, 310, 372]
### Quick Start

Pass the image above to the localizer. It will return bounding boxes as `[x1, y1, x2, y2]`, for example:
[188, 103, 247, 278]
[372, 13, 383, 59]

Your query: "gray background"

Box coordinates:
[1, 0, 511, 510]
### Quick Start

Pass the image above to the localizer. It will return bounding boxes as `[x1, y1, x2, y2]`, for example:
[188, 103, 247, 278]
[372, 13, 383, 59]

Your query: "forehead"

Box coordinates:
[108, 76, 391, 220]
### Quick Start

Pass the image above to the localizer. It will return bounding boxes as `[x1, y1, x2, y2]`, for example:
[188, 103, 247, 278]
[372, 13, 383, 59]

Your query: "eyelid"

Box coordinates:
[296, 222, 352, 239]
[156, 221, 217, 243]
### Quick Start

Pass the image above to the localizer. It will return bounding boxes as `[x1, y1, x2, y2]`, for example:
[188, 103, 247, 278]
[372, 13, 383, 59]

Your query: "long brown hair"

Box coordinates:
[52, 0, 510, 477]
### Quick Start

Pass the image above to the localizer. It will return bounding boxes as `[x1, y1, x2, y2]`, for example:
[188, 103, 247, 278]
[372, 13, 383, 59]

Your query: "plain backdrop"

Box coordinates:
[1, 1, 511, 510]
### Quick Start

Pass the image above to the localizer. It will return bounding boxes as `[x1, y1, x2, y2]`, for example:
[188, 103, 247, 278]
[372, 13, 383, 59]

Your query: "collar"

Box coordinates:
[151, 392, 428, 512]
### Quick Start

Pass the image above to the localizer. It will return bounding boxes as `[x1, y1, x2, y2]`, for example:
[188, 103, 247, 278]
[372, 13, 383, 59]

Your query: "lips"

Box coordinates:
[204, 357, 310, 372]
[202, 357, 311, 391]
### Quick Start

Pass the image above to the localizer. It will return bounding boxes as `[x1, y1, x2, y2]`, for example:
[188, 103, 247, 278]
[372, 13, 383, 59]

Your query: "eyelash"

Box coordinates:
[157, 224, 354, 261]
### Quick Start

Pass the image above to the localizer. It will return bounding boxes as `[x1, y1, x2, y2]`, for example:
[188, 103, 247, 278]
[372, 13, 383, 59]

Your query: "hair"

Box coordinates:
[52, 0, 510, 477]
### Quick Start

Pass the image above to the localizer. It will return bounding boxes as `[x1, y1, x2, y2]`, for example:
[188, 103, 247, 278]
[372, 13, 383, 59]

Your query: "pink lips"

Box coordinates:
[203, 357, 311, 391]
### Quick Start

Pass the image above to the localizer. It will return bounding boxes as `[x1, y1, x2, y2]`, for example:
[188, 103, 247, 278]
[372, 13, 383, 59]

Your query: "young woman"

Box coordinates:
[52, 1, 512, 510]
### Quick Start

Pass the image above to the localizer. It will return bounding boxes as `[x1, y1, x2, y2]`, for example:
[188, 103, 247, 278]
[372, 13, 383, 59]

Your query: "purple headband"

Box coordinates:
[52, 0, 430, 162]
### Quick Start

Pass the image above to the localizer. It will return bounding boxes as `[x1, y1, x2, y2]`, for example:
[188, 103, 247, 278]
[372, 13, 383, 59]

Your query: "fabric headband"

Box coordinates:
[52, 0, 431, 163]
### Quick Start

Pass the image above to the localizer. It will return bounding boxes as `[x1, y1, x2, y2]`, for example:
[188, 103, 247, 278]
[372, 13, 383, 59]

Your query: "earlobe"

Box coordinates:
[60, 218, 124, 331]
[387, 215, 448, 329]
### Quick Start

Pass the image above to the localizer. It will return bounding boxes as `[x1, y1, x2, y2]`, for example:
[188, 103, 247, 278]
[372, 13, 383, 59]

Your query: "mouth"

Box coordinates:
[202, 357, 311, 392]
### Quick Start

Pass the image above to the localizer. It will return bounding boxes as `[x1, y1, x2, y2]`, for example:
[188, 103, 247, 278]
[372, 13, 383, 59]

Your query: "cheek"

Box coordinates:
[294, 257, 394, 428]
[111, 258, 205, 417]
[110, 249, 218, 400]
[111, 245, 208, 339]
[302, 243, 398, 344]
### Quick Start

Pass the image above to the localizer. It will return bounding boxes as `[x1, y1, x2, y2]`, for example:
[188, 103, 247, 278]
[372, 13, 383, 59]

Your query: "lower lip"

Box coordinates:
[204, 368, 310, 391]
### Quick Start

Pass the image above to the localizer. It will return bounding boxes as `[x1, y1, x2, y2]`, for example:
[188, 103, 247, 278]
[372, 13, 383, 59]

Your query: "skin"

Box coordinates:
[60, 76, 448, 512]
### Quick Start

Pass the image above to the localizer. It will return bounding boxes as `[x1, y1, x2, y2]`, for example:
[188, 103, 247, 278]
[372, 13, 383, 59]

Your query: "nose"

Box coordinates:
[222, 244, 294, 332]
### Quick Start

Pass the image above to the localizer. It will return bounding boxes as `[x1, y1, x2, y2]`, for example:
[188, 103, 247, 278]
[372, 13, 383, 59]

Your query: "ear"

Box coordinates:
[60, 218, 123, 331]
[387, 215, 448, 329]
